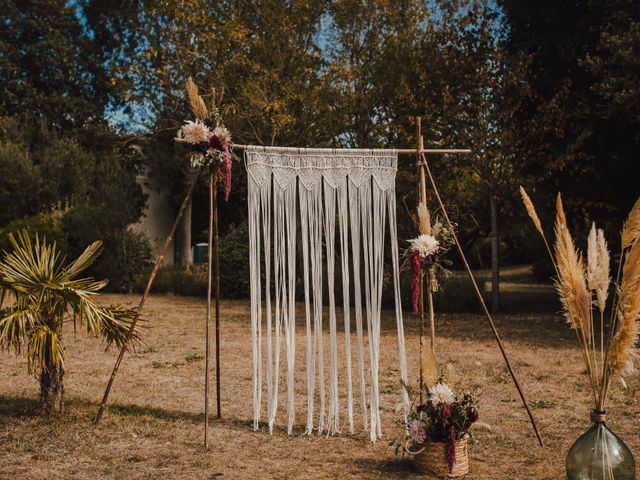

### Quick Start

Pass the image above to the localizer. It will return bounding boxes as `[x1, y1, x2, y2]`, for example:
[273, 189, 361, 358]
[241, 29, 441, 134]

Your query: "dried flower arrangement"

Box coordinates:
[520, 188, 640, 412]
[392, 379, 479, 476]
[405, 202, 455, 314]
[176, 77, 238, 201]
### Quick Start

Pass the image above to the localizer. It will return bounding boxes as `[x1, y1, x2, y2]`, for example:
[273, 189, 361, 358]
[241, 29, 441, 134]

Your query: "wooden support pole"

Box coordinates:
[416, 119, 425, 404]
[416, 118, 439, 395]
[214, 177, 221, 419]
[427, 267, 436, 354]
[419, 149, 544, 447]
[204, 167, 214, 448]
[95, 166, 204, 425]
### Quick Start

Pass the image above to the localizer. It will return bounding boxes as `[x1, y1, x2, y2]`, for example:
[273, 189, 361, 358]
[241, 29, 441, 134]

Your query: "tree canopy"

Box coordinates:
[1, 0, 637, 287]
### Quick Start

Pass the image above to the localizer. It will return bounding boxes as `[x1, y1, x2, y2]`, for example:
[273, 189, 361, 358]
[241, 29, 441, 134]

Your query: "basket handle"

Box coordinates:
[403, 439, 427, 456]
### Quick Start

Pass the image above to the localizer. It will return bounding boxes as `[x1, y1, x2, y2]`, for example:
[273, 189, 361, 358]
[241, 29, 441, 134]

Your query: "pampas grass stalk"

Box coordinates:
[521, 189, 640, 411]
[417, 202, 431, 235]
[519, 187, 558, 277]
[186, 77, 208, 120]
[621, 198, 640, 249]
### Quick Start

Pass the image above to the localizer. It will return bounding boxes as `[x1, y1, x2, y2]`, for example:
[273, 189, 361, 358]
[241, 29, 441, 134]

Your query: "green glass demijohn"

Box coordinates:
[566, 410, 635, 480]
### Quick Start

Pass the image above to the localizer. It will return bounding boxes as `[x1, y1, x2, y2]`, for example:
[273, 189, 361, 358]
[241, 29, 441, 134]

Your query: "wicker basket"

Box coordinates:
[406, 437, 469, 478]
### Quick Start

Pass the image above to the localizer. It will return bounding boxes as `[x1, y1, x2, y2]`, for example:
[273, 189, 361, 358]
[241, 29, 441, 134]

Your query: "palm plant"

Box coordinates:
[0, 231, 141, 413]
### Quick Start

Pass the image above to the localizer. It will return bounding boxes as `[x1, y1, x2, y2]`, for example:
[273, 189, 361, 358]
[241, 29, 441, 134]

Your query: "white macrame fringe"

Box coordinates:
[246, 147, 408, 441]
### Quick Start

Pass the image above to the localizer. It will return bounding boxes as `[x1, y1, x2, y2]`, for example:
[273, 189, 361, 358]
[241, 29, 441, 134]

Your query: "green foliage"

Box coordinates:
[500, 0, 640, 234]
[0, 210, 153, 293]
[433, 273, 486, 314]
[62, 206, 153, 292]
[218, 223, 250, 299]
[134, 268, 207, 297]
[0, 214, 67, 254]
[0, 0, 109, 130]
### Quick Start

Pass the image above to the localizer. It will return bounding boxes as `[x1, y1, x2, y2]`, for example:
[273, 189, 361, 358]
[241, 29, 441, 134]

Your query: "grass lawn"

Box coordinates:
[1, 268, 638, 479]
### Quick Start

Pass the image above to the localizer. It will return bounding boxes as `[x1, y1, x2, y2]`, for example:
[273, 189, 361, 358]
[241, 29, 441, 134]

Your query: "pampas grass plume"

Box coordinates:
[609, 239, 640, 376]
[556, 192, 567, 228]
[554, 201, 591, 337]
[186, 77, 208, 120]
[417, 202, 431, 235]
[622, 197, 640, 249]
[587, 223, 610, 312]
[519, 186, 543, 236]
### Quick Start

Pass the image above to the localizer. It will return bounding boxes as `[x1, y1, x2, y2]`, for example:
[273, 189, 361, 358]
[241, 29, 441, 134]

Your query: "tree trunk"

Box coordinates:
[490, 194, 501, 313]
[176, 195, 193, 269]
[40, 327, 64, 413]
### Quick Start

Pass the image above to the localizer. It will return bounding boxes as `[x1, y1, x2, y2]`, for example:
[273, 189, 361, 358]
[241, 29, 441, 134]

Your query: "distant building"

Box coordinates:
[130, 168, 175, 266]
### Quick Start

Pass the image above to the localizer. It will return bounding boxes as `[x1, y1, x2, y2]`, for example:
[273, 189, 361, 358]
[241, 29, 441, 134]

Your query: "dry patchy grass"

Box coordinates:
[0, 290, 638, 479]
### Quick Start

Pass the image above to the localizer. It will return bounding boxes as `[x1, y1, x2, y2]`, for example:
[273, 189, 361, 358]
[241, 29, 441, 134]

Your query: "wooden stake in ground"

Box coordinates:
[204, 166, 214, 449]
[213, 179, 221, 419]
[95, 166, 204, 425]
[416, 118, 438, 400]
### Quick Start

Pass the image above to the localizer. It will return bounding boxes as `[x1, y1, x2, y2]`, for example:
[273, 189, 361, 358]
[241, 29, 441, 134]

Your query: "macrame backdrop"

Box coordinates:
[246, 146, 409, 442]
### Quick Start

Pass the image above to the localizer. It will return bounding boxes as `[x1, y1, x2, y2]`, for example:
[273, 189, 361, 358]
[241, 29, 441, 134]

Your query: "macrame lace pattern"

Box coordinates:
[246, 146, 409, 442]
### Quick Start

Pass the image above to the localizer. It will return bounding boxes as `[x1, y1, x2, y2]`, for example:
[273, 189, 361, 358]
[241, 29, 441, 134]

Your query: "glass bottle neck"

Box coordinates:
[590, 409, 607, 424]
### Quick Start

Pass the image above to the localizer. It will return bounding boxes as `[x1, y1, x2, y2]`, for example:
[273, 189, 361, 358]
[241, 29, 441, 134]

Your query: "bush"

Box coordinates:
[218, 223, 250, 298]
[433, 272, 486, 313]
[134, 267, 208, 297]
[62, 205, 153, 292]
[394, 264, 486, 313]
[0, 213, 67, 253]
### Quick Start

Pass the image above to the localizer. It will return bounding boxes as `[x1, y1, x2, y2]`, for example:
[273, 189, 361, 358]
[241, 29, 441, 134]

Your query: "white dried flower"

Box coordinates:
[429, 382, 454, 406]
[409, 234, 440, 259]
[180, 120, 210, 144]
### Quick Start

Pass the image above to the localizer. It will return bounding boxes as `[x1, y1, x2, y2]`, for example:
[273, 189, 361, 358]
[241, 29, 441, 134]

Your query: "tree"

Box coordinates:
[0, 0, 110, 130]
[84, 0, 337, 251]
[499, 0, 640, 237]
[0, 231, 141, 412]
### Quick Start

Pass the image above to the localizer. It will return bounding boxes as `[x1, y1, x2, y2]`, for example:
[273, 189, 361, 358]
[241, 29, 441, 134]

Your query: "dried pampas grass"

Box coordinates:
[608, 239, 640, 377]
[621, 198, 640, 249]
[417, 202, 431, 235]
[587, 223, 610, 313]
[519, 186, 543, 236]
[554, 198, 591, 337]
[521, 189, 640, 411]
[186, 77, 208, 120]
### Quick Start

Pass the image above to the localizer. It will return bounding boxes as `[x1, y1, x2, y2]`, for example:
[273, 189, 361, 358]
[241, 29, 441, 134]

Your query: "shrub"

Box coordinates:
[433, 273, 486, 313]
[62, 205, 153, 292]
[218, 223, 250, 298]
[0, 213, 67, 253]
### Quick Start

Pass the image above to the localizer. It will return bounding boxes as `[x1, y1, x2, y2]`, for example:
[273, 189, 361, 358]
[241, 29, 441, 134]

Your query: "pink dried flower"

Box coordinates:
[408, 419, 426, 444]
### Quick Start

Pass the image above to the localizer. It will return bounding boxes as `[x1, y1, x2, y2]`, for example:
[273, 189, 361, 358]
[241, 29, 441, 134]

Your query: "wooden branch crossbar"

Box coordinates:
[174, 138, 471, 155]
[229, 144, 472, 155]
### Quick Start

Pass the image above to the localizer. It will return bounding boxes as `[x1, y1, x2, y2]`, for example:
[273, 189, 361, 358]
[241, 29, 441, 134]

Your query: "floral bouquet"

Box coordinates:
[396, 381, 479, 476]
[406, 202, 455, 313]
[176, 77, 236, 201]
